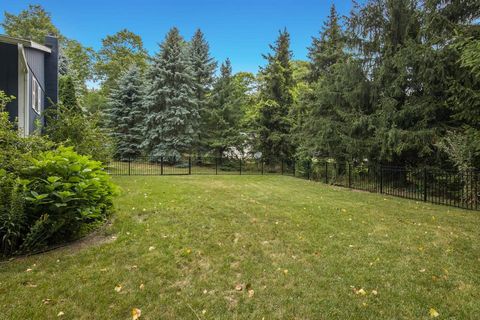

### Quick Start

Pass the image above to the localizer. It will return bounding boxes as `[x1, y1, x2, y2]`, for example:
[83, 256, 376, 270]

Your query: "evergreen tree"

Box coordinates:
[256, 29, 295, 162]
[308, 4, 345, 82]
[59, 75, 80, 112]
[107, 65, 145, 159]
[189, 29, 217, 151]
[142, 27, 199, 160]
[205, 59, 249, 155]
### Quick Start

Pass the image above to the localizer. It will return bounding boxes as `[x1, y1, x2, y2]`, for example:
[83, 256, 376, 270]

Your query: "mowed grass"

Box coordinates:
[1, 176, 480, 319]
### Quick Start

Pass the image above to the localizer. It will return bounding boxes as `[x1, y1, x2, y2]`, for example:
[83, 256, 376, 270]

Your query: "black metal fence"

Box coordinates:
[105, 156, 295, 176]
[105, 157, 479, 211]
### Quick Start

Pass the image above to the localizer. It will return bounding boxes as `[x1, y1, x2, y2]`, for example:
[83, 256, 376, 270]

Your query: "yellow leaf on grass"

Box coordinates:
[248, 289, 255, 298]
[139, 284, 145, 290]
[429, 308, 439, 318]
[115, 285, 123, 293]
[356, 288, 367, 295]
[57, 311, 65, 317]
[132, 308, 142, 320]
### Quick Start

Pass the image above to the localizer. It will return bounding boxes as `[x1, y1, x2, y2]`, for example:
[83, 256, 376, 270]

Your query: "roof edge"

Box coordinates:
[0, 34, 52, 53]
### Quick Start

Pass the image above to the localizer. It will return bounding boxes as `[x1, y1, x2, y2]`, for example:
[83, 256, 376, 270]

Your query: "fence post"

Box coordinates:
[215, 157, 218, 175]
[161, 157, 164, 175]
[188, 156, 192, 175]
[423, 167, 427, 202]
[128, 157, 131, 176]
[325, 162, 328, 184]
[307, 159, 311, 180]
[348, 162, 352, 188]
[380, 166, 383, 194]
[239, 158, 242, 175]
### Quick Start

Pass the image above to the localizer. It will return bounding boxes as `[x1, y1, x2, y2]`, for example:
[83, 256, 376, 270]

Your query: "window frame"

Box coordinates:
[32, 77, 41, 114]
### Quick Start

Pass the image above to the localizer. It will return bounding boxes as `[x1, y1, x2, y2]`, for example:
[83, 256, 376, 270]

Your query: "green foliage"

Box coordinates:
[256, 29, 295, 162]
[190, 29, 217, 152]
[59, 75, 80, 112]
[1, 4, 61, 43]
[60, 39, 96, 95]
[308, 4, 345, 82]
[95, 29, 148, 94]
[0, 173, 26, 256]
[45, 105, 113, 163]
[0, 92, 53, 174]
[11, 147, 117, 253]
[142, 27, 199, 160]
[107, 65, 145, 159]
[203, 59, 252, 155]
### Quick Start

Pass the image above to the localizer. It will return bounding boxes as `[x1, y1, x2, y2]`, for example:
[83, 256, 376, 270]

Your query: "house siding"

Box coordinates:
[0, 42, 18, 123]
[25, 47, 45, 132]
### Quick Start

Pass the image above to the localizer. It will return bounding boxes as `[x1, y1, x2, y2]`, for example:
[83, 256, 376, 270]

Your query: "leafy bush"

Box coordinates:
[45, 105, 114, 163]
[0, 92, 54, 174]
[0, 171, 26, 256]
[0, 147, 117, 256]
[15, 147, 117, 252]
[1, 91, 117, 256]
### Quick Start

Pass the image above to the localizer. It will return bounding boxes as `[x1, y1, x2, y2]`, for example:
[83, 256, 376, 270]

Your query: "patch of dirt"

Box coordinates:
[2, 220, 116, 262]
[61, 226, 116, 254]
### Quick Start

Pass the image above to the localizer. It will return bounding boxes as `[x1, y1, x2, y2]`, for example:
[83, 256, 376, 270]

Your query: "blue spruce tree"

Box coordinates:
[107, 64, 145, 159]
[142, 27, 199, 160]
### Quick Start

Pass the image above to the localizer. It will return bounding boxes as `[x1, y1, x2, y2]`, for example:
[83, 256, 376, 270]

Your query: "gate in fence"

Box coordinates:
[105, 157, 479, 211]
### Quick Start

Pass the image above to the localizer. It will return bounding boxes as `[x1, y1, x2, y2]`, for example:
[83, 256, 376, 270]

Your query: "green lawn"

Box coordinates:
[1, 176, 479, 319]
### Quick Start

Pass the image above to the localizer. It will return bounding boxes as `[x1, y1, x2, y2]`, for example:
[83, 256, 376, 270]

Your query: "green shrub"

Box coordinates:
[0, 171, 26, 256]
[15, 147, 117, 252]
[45, 105, 114, 163]
[0, 92, 54, 175]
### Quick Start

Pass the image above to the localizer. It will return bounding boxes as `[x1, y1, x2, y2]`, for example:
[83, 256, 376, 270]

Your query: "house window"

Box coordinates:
[32, 78, 41, 113]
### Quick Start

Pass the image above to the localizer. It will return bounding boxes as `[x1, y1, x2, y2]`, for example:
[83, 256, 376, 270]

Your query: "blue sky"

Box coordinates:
[1, 0, 357, 74]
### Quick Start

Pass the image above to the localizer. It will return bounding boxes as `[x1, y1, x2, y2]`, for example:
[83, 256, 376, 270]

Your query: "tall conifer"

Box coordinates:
[107, 65, 145, 159]
[142, 27, 199, 160]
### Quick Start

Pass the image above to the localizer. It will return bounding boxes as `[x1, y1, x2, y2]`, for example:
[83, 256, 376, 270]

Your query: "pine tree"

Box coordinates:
[59, 75, 80, 112]
[189, 29, 217, 152]
[308, 4, 345, 81]
[142, 27, 199, 160]
[205, 59, 249, 155]
[256, 29, 295, 162]
[107, 65, 145, 159]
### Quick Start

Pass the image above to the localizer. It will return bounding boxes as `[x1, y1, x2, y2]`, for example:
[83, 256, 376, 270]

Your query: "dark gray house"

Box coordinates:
[0, 34, 58, 136]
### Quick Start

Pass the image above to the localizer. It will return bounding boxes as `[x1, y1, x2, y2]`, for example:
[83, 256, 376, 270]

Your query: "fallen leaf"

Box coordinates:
[132, 308, 142, 320]
[202, 309, 207, 315]
[203, 289, 208, 294]
[283, 269, 289, 275]
[235, 284, 243, 291]
[42, 299, 52, 305]
[371, 290, 378, 295]
[429, 308, 439, 318]
[356, 288, 367, 295]
[115, 285, 123, 293]
[420, 268, 426, 273]
[139, 284, 145, 290]
[26, 268, 33, 272]
[248, 289, 255, 297]
[148, 246, 155, 251]
[57, 311, 64, 317]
